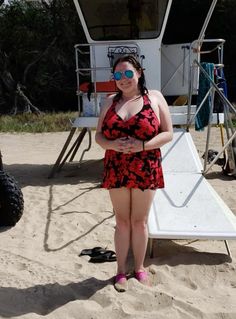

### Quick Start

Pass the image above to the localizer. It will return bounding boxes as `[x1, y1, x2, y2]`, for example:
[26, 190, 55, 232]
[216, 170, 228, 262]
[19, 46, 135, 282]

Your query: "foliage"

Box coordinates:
[0, 0, 86, 114]
[207, 0, 236, 101]
[163, 0, 236, 102]
[0, 0, 236, 115]
[0, 111, 77, 132]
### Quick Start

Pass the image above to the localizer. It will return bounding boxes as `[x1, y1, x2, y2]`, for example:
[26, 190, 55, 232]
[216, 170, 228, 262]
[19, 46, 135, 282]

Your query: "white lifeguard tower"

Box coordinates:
[49, 0, 236, 256]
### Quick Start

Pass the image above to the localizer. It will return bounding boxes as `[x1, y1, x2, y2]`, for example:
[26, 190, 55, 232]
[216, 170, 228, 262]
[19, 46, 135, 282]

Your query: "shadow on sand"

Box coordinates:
[145, 239, 232, 267]
[0, 277, 112, 317]
[3, 159, 104, 187]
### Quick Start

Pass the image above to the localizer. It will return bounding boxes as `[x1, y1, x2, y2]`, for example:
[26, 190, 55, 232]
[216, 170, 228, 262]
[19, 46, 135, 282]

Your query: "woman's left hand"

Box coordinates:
[120, 137, 143, 153]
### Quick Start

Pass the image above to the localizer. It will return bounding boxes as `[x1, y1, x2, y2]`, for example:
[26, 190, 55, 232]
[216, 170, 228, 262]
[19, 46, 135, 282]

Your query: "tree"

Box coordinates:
[0, 0, 235, 114]
[0, 0, 86, 114]
[207, 0, 236, 101]
[162, 0, 236, 102]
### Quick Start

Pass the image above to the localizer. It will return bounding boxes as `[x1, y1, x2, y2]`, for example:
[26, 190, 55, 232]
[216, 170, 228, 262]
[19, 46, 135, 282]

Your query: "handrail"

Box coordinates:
[190, 38, 225, 55]
[185, 37, 236, 175]
[187, 56, 236, 175]
[187, 38, 226, 125]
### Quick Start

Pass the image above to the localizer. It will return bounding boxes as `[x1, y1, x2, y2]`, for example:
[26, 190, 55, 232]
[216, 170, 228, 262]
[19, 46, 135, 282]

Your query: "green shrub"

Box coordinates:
[0, 112, 77, 133]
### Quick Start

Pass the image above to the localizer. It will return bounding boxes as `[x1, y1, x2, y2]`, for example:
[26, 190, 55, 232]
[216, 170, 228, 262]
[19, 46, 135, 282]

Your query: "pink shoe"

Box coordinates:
[134, 271, 150, 285]
[114, 273, 128, 292]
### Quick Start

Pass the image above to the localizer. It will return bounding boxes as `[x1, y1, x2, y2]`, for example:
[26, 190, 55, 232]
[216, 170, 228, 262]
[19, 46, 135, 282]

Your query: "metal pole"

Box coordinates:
[203, 130, 236, 174]
[194, 60, 236, 115]
[198, 0, 218, 41]
[0, 150, 3, 170]
[204, 87, 215, 171]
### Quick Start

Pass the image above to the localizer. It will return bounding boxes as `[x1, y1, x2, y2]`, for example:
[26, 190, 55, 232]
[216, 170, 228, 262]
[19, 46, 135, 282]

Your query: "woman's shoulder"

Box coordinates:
[146, 90, 169, 114]
[147, 90, 167, 104]
[101, 94, 115, 109]
[147, 90, 164, 99]
[146, 90, 162, 106]
[99, 94, 116, 118]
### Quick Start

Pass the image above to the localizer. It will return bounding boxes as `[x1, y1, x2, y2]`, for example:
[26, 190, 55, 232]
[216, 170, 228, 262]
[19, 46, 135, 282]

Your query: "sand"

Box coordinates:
[0, 127, 236, 319]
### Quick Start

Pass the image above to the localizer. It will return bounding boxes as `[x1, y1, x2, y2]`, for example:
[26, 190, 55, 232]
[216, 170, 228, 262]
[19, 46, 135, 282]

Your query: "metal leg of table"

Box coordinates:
[48, 127, 77, 178]
[69, 127, 88, 163]
[56, 127, 88, 172]
[224, 240, 232, 258]
[149, 238, 154, 258]
[78, 129, 92, 166]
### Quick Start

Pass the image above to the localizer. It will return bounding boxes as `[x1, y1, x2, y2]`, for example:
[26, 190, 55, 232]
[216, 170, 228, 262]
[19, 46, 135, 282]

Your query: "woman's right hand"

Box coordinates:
[110, 137, 129, 152]
[111, 137, 143, 153]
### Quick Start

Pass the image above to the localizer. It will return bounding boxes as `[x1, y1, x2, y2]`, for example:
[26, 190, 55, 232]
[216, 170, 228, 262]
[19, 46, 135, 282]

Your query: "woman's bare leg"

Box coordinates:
[109, 187, 131, 275]
[130, 189, 156, 273]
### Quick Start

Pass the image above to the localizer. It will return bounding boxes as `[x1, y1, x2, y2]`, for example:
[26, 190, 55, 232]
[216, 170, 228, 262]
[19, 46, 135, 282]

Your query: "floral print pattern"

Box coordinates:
[101, 95, 164, 190]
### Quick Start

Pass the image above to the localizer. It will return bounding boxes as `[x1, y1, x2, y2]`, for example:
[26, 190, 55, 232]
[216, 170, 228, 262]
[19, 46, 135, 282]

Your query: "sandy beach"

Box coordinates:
[0, 126, 236, 318]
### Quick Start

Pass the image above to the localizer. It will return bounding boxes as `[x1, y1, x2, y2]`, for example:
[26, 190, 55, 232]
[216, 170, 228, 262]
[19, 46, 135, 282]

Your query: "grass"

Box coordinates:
[0, 112, 78, 133]
[0, 111, 235, 133]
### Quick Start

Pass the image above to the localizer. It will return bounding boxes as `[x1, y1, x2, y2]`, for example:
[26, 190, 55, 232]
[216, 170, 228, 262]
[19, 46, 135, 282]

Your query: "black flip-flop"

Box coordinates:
[79, 247, 106, 257]
[89, 250, 117, 263]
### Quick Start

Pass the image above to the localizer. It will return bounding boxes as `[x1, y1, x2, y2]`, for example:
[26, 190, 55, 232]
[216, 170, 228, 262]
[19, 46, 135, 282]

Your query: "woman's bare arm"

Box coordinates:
[143, 90, 173, 150]
[95, 95, 128, 152]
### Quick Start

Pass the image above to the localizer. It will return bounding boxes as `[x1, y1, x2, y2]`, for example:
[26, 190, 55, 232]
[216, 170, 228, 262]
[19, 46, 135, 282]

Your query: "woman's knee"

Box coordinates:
[116, 216, 131, 231]
[131, 217, 147, 232]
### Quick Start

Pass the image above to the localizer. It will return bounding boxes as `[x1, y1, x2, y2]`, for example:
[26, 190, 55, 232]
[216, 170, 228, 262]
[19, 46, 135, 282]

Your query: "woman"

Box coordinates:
[95, 55, 173, 292]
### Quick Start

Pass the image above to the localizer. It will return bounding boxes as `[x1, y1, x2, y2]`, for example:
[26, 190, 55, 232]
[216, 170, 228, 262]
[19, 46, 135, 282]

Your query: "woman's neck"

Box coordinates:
[122, 92, 141, 102]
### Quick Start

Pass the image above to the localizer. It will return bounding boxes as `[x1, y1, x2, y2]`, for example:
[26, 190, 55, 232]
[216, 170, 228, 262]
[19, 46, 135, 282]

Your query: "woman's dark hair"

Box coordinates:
[112, 55, 148, 102]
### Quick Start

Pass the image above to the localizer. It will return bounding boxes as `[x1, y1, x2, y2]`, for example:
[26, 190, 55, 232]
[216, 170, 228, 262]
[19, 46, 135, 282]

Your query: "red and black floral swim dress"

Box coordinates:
[101, 94, 164, 190]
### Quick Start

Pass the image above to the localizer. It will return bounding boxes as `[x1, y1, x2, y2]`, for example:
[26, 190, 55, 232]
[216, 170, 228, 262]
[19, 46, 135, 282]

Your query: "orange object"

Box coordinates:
[79, 81, 117, 93]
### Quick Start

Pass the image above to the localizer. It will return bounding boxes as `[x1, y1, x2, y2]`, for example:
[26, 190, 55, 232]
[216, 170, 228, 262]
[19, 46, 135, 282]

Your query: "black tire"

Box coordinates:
[0, 171, 24, 227]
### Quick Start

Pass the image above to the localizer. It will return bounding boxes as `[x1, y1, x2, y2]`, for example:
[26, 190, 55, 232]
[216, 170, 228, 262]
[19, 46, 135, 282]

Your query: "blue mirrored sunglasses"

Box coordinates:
[113, 70, 134, 81]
